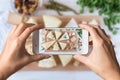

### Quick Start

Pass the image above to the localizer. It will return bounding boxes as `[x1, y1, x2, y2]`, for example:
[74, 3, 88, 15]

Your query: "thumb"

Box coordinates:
[73, 54, 89, 65]
[29, 54, 51, 62]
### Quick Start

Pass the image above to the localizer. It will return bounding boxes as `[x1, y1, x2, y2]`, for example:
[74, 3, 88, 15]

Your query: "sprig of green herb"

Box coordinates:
[77, 0, 120, 34]
[76, 29, 82, 38]
[45, 0, 79, 15]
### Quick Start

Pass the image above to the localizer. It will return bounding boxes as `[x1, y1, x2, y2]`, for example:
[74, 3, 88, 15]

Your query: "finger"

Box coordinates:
[9, 25, 18, 34]
[94, 26, 112, 47]
[14, 23, 27, 36]
[101, 29, 108, 37]
[15, 23, 34, 36]
[29, 54, 51, 62]
[110, 45, 120, 65]
[79, 24, 101, 42]
[93, 26, 109, 41]
[19, 24, 43, 41]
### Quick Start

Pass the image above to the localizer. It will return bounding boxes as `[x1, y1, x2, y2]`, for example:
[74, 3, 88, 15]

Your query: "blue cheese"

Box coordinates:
[47, 32, 55, 39]
[59, 32, 69, 41]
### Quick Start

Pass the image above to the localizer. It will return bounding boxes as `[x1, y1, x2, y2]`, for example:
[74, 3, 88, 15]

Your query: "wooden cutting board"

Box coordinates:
[7, 12, 101, 71]
[7, 12, 101, 26]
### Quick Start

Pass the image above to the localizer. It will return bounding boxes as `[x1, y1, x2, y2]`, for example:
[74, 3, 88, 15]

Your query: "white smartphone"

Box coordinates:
[33, 28, 88, 54]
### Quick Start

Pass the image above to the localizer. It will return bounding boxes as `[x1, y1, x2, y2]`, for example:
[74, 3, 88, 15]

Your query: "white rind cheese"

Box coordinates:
[53, 42, 60, 50]
[59, 32, 69, 41]
[26, 17, 38, 25]
[38, 56, 57, 68]
[88, 19, 98, 26]
[47, 31, 55, 39]
[59, 55, 73, 67]
[55, 31, 62, 39]
[43, 15, 62, 28]
[81, 21, 87, 25]
[65, 18, 78, 28]
[59, 42, 67, 50]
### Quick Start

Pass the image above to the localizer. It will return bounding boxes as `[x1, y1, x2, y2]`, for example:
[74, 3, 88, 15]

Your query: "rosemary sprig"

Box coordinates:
[45, 0, 79, 15]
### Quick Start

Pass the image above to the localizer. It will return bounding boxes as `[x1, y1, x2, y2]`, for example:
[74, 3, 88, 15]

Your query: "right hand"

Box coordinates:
[74, 24, 120, 80]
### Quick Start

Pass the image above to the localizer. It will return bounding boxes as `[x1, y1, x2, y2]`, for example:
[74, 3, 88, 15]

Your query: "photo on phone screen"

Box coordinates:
[33, 28, 88, 54]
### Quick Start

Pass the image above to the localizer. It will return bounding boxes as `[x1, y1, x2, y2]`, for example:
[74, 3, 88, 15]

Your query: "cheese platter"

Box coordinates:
[7, 12, 101, 71]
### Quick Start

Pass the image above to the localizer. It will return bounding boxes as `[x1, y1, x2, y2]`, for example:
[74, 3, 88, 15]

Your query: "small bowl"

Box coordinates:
[11, 0, 43, 16]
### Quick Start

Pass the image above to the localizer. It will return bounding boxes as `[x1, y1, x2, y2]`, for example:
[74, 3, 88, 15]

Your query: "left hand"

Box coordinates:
[0, 23, 50, 80]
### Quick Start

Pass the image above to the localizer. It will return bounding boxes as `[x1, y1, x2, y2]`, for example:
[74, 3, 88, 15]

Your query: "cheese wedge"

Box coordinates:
[59, 32, 69, 41]
[38, 56, 57, 68]
[47, 31, 55, 39]
[59, 55, 73, 67]
[42, 41, 55, 50]
[53, 42, 60, 50]
[59, 42, 67, 50]
[43, 15, 62, 28]
[88, 19, 98, 26]
[26, 17, 38, 25]
[65, 18, 78, 28]
[55, 30, 62, 39]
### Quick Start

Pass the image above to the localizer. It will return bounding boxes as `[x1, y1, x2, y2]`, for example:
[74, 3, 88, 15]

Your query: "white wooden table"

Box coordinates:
[0, 0, 120, 80]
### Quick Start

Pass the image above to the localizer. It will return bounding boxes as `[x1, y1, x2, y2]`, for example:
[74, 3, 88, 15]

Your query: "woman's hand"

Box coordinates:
[74, 24, 120, 80]
[0, 23, 50, 80]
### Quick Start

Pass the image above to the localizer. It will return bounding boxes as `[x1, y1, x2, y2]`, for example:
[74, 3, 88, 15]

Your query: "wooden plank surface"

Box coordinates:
[7, 12, 101, 71]
[7, 12, 101, 26]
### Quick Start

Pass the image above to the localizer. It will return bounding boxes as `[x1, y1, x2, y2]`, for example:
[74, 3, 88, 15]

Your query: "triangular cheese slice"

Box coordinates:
[43, 15, 62, 28]
[58, 55, 73, 67]
[55, 31, 62, 39]
[53, 42, 60, 50]
[65, 18, 78, 28]
[42, 41, 55, 50]
[47, 31, 55, 39]
[59, 32, 69, 41]
[38, 56, 57, 68]
[59, 42, 67, 50]
[26, 17, 38, 25]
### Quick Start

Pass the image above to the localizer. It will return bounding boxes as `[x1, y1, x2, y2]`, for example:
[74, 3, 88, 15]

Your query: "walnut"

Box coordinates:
[14, 0, 39, 15]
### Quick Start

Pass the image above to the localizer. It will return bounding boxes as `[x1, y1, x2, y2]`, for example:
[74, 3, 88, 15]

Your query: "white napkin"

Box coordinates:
[0, 0, 11, 12]
[0, 11, 12, 53]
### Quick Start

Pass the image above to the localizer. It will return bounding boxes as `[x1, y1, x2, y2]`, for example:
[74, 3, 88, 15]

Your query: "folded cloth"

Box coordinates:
[0, 11, 12, 53]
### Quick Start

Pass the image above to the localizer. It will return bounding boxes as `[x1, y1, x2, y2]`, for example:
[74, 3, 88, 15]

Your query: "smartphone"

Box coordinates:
[33, 28, 88, 54]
